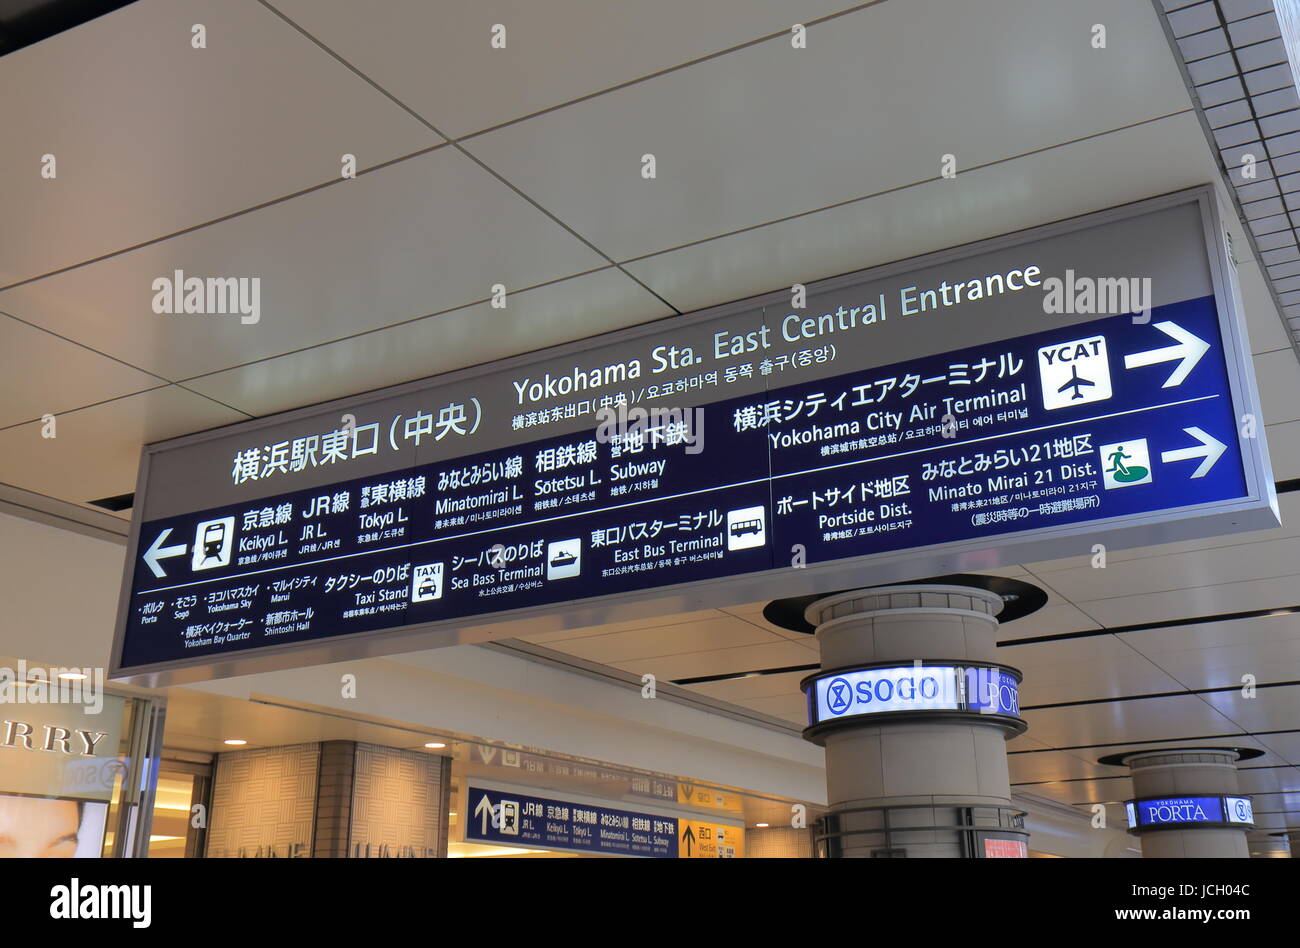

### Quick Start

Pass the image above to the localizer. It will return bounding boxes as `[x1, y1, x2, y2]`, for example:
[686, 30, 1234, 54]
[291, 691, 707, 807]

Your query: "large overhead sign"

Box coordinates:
[112, 187, 1279, 683]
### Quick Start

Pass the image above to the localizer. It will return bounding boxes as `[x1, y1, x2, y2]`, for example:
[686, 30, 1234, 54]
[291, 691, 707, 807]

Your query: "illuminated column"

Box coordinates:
[801, 585, 1026, 858]
[1121, 749, 1252, 858]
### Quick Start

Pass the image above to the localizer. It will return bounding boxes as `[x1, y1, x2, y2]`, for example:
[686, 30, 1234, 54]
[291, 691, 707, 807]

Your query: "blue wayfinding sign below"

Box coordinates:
[464, 784, 678, 857]
[112, 190, 1277, 681]
[118, 301, 1251, 669]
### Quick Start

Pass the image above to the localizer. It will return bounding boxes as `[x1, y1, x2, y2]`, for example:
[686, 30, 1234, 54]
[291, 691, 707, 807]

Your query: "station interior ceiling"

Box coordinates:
[2, 0, 1300, 845]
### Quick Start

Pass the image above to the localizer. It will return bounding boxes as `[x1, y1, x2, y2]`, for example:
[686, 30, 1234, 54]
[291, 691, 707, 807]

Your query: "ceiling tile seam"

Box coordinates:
[1156, 0, 1300, 363]
[0, 140, 453, 295]
[0, 381, 172, 434]
[169, 382, 256, 421]
[1004, 604, 1300, 647]
[446, 0, 892, 145]
[0, 0, 893, 316]
[1031, 568, 1300, 606]
[254, 0, 681, 317]
[1182, 34, 1284, 66]
[1020, 679, 1300, 712]
[612, 108, 1198, 271]
[1009, 731, 1259, 755]
[165, 262, 627, 391]
[0, 99, 1197, 351]
[0, 306, 175, 390]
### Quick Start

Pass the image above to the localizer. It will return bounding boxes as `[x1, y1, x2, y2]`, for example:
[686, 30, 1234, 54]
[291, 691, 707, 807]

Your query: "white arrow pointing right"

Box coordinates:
[1124, 321, 1211, 388]
[143, 528, 188, 578]
[1160, 426, 1227, 478]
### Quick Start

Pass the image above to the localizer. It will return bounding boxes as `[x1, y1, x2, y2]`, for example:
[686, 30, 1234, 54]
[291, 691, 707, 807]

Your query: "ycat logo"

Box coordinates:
[1037, 335, 1113, 410]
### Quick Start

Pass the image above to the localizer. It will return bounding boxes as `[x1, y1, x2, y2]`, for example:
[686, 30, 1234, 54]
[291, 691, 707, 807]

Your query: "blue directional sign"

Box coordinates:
[1126, 795, 1256, 830]
[112, 188, 1278, 682]
[463, 784, 678, 857]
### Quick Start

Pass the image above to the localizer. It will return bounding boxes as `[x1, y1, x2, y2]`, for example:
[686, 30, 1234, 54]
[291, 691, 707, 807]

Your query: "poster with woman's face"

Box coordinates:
[0, 793, 107, 858]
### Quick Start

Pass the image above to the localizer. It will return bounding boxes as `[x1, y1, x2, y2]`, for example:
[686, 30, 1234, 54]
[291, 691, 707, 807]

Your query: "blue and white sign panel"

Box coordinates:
[806, 664, 1020, 726]
[112, 188, 1278, 684]
[1225, 796, 1255, 825]
[1126, 795, 1256, 829]
[464, 784, 677, 857]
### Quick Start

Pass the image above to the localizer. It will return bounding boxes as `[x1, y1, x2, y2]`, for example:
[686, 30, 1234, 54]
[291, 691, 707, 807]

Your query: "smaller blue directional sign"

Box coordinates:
[464, 784, 679, 857]
[1126, 794, 1255, 830]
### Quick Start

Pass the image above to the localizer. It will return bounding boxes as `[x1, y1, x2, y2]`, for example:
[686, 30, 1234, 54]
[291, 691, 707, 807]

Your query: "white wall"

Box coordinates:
[0, 511, 125, 669]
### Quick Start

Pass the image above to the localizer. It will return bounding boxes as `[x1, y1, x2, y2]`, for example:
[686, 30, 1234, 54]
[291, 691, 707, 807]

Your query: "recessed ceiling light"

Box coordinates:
[57, 672, 88, 681]
[424, 741, 446, 749]
[755, 823, 769, 828]
[223, 739, 247, 746]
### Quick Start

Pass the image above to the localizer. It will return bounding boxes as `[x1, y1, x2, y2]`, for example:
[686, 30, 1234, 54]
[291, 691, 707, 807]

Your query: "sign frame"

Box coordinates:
[110, 185, 1280, 685]
[1125, 794, 1256, 832]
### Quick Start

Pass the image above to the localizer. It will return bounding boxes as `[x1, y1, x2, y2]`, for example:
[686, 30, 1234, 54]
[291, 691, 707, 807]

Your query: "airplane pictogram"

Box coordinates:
[1056, 364, 1095, 400]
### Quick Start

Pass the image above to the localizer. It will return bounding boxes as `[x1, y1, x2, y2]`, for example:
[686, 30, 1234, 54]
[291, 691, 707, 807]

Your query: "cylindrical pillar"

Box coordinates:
[1123, 749, 1251, 858]
[801, 584, 1026, 858]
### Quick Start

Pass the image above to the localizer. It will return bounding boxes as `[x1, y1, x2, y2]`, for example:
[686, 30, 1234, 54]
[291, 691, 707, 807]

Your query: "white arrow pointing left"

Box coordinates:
[1124, 321, 1210, 388]
[143, 528, 188, 578]
[1160, 426, 1227, 478]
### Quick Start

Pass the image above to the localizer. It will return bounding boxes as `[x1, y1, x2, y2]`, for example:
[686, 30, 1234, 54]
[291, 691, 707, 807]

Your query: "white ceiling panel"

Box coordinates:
[685, 670, 810, 703]
[1025, 534, 1300, 604]
[0, 314, 163, 428]
[517, 608, 726, 645]
[996, 603, 1104, 642]
[0, 0, 439, 287]
[1027, 492, 1300, 575]
[613, 639, 817, 681]
[620, 114, 1218, 313]
[732, 692, 808, 723]
[1007, 749, 1121, 783]
[1009, 645, 1187, 707]
[1122, 612, 1299, 653]
[1243, 732, 1300, 762]
[270, 0, 860, 139]
[541, 615, 781, 665]
[0, 386, 246, 506]
[1043, 572, 1300, 629]
[181, 268, 674, 416]
[1236, 256, 1294, 355]
[1020, 693, 1247, 746]
[1254, 347, 1300, 424]
[0, 146, 611, 382]
[1135, 640, 1300, 692]
[1201, 683, 1300, 731]
[1266, 421, 1300, 479]
[465, 0, 1191, 266]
